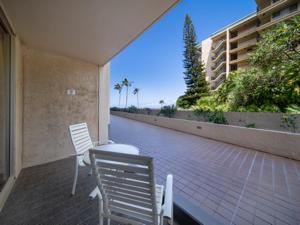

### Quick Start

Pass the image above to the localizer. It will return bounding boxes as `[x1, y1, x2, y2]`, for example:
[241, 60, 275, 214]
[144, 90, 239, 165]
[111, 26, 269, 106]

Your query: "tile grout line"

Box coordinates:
[282, 160, 292, 201]
[229, 151, 257, 225]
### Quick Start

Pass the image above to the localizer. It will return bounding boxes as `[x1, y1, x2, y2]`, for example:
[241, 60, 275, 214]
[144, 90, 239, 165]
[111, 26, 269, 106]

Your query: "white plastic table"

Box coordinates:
[83, 143, 139, 165]
[83, 143, 139, 198]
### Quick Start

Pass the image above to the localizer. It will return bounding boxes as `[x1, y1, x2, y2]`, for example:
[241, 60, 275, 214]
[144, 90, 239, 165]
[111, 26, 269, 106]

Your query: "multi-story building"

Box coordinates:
[200, 0, 300, 90]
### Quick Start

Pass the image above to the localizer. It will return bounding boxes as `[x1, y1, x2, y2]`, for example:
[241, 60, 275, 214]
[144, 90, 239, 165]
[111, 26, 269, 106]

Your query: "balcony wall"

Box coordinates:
[22, 46, 100, 168]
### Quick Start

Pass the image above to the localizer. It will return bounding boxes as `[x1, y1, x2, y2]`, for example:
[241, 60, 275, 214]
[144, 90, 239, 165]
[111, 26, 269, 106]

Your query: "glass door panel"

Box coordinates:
[0, 23, 11, 190]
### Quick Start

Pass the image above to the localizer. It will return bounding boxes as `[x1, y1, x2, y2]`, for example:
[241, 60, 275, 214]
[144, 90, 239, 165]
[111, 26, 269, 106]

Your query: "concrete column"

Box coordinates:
[98, 63, 110, 144]
[226, 28, 230, 78]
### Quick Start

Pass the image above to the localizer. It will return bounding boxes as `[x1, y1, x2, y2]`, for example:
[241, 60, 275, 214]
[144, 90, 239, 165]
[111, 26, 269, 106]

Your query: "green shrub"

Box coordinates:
[207, 111, 228, 124]
[245, 123, 256, 128]
[124, 105, 139, 113]
[281, 114, 298, 133]
[176, 95, 192, 109]
[194, 95, 218, 111]
[110, 107, 120, 111]
[285, 104, 300, 114]
[159, 105, 177, 118]
[143, 108, 152, 115]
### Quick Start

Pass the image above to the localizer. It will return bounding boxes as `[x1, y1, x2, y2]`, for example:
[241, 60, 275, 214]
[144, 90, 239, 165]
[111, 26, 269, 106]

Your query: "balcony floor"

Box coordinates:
[0, 115, 299, 225]
[0, 157, 179, 225]
[109, 115, 300, 225]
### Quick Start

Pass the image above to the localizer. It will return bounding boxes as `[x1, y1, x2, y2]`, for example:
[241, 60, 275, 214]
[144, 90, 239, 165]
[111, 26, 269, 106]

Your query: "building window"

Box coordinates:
[272, 11, 281, 19]
[289, 3, 298, 13]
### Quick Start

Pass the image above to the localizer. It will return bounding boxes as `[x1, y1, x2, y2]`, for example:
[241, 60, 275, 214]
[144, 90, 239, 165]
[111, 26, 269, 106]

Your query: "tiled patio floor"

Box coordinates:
[110, 115, 300, 225]
[0, 157, 177, 225]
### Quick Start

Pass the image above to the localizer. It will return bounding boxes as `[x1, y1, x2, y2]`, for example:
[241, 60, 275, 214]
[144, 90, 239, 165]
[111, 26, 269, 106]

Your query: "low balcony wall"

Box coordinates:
[122, 109, 300, 133]
[111, 111, 300, 161]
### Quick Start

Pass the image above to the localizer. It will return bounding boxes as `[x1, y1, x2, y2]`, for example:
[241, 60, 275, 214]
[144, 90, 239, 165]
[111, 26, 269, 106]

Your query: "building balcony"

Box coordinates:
[257, 0, 296, 17]
[230, 26, 257, 43]
[257, 9, 300, 31]
[0, 1, 186, 225]
[230, 54, 249, 64]
[229, 40, 257, 54]
[2, 115, 299, 225]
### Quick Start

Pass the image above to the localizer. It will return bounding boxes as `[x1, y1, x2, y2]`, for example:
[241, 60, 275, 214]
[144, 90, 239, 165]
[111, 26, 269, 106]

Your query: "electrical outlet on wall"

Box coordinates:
[67, 89, 76, 96]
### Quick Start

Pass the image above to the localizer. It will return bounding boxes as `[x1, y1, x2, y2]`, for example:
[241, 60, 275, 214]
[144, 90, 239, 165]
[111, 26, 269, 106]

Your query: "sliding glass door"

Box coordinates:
[0, 22, 11, 191]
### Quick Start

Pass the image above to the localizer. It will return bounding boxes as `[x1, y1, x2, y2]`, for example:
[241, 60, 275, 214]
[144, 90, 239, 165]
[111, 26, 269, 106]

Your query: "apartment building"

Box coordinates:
[200, 0, 300, 90]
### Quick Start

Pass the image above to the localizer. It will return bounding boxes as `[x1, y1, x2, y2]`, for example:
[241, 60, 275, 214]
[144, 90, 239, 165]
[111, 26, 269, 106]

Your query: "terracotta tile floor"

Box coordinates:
[110, 115, 300, 225]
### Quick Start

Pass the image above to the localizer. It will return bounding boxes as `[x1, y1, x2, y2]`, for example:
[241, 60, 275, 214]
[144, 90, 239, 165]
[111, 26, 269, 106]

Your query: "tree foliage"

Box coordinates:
[177, 15, 209, 109]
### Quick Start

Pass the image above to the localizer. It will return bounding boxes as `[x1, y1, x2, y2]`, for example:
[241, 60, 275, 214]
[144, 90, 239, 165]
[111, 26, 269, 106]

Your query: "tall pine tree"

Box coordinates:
[177, 15, 209, 108]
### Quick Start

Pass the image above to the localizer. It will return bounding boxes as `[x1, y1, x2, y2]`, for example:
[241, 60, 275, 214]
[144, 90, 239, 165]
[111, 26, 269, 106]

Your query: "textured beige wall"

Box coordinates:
[112, 112, 300, 161]
[22, 46, 99, 168]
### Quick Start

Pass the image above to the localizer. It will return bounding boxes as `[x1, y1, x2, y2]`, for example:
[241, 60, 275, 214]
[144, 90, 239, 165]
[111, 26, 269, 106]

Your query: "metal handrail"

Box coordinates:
[212, 39, 225, 52]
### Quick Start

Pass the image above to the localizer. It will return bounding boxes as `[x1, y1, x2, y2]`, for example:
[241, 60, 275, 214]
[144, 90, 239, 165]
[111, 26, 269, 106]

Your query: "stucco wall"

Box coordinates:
[112, 111, 300, 161]
[22, 46, 99, 168]
[130, 109, 300, 133]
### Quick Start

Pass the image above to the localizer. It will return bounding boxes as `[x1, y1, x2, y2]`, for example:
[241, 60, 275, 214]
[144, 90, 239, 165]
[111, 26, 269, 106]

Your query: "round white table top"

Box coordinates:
[83, 143, 139, 165]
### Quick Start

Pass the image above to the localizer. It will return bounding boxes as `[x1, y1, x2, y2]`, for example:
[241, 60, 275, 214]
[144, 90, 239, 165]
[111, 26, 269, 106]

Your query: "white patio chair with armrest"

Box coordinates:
[69, 122, 114, 195]
[89, 149, 173, 225]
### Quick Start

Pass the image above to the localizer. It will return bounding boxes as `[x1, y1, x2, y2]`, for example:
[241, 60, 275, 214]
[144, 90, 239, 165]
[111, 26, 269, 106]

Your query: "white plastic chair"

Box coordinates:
[89, 149, 173, 225]
[69, 122, 113, 195]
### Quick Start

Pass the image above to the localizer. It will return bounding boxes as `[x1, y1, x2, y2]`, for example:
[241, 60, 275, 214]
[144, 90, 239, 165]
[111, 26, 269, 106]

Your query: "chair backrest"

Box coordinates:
[89, 149, 159, 225]
[69, 123, 93, 155]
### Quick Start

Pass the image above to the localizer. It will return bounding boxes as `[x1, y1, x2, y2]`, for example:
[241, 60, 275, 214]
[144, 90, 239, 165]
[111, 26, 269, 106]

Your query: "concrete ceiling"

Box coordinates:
[1, 0, 179, 65]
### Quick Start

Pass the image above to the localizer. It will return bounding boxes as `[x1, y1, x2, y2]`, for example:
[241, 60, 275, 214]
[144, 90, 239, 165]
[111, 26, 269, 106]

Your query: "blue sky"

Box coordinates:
[110, 0, 256, 108]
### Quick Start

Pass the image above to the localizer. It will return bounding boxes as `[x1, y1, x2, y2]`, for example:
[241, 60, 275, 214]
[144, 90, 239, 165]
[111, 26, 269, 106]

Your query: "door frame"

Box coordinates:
[0, 4, 16, 211]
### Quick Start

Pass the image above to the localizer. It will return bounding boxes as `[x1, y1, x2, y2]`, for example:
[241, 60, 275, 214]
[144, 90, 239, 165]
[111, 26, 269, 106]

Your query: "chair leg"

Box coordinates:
[160, 213, 163, 225]
[71, 158, 79, 195]
[88, 167, 93, 176]
[99, 198, 103, 225]
[107, 218, 110, 225]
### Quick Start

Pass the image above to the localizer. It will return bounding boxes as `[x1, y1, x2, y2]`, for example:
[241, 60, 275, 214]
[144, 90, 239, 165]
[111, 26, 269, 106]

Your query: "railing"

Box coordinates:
[211, 58, 226, 71]
[211, 69, 226, 81]
[212, 39, 225, 52]
[212, 76, 226, 90]
[213, 47, 226, 60]
[212, 49, 226, 61]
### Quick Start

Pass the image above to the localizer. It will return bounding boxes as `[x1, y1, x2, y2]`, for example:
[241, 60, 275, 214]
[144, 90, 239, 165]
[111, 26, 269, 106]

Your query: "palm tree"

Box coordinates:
[114, 83, 123, 107]
[133, 88, 140, 108]
[122, 78, 133, 108]
[159, 99, 165, 108]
